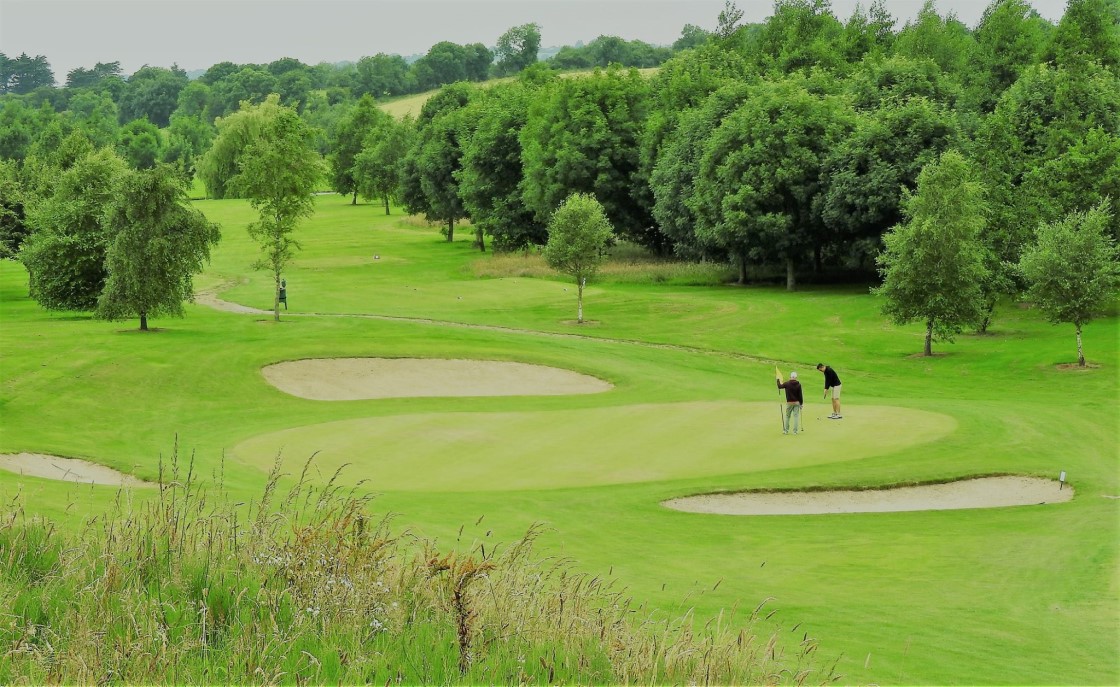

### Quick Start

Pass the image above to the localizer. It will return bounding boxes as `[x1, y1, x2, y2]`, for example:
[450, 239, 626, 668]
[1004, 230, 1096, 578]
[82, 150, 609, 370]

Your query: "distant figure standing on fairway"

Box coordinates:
[817, 363, 842, 419]
[777, 371, 804, 435]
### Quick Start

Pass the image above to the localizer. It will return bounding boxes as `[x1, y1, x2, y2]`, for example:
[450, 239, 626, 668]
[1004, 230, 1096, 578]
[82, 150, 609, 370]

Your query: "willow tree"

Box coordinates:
[97, 165, 221, 331]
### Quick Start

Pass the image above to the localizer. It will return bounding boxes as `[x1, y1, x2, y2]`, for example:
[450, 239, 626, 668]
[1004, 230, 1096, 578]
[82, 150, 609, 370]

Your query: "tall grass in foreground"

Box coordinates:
[0, 448, 835, 685]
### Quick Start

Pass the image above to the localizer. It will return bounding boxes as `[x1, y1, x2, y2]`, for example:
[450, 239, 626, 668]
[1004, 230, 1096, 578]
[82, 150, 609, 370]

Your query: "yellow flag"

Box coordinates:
[775, 366, 783, 383]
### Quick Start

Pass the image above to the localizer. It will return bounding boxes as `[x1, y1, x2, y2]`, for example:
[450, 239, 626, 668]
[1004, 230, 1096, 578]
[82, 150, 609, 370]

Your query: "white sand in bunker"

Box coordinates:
[663, 476, 1073, 515]
[0, 453, 155, 487]
[262, 358, 613, 400]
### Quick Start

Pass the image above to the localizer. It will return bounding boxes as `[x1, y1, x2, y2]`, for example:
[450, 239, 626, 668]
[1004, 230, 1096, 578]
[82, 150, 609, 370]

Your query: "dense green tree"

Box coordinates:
[64, 89, 120, 148]
[1020, 128, 1120, 241]
[2, 53, 54, 94]
[18, 127, 94, 209]
[642, 45, 752, 256]
[543, 193, 614, 323]
[457, 84, 545, 250]
[692, 78, 853, 289]
[415, 109, 473, 244]
[650, 83, 752, 264]
[755, 0, 846, 74]
[495, 23, 542, 76]
[398, 83, 475, 242]
[116, 119, 163, 169]
[411, 42, 492, 90]
[973, 61, 1120, 306]
[208, 67, 277, 120]
[0, 98, 41, 161]
[673, 24, 712, 51]
[20, 149, 129, 310]
[354, 115, 414, 215]
[1018, 200, 1120, 366]
[355, 54, 413, 98]
[329, 95, 389, 203]
[275, 69, 312, 110]
[266, 57, 307, 77]
[840, 0, 895, 62]
[229, 106, 323, 321]
[846, 55, 960, 110]
[197, 94, 285, 199]
[417, 82, 474, 124]
[893, 0, 976, 78]
[173, 81, 212, 119]
[65, 61, 122, 89]
[817, 97, 958, 263]
[1042, 0, 1120, 71]
[199, 61, 242, 86]
[522, 67, 658, 251]
[117, 66, 189, 127]
[964, 0, 1048, 113]
[548, 36, 672, 70]
[163, 113, 214, 177]
[0, 159, 28, 259]
[874, 150, 990, 355]
[97, 165, 221, 330]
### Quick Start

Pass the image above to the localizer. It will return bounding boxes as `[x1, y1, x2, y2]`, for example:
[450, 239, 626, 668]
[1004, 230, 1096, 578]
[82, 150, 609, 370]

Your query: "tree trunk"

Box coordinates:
[1076, 323, 1085, 366]
[924, 319, 933, 356]
[274, 271, 281, 322]
[139, 312, 148, 331]
[785, 257, 796, 291]
[737, 252, 747, 285]
[351, 190, 358, 205]
[476, 227, 485, 252]
[577, 277, 585, 324]
[383, 195, 390, 215]
[978, 299, 996, 334]
[447, 218, 454, 242]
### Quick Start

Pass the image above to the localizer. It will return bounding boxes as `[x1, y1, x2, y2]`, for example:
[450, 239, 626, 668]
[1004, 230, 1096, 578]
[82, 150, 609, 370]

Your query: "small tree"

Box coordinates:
[97, 165, 221, 331]
[543, 193, 614, 324]
[874, 150, 990, 355]
[231, 106, 323, 321]
[1018, 200, 1120, 367]
[354, 115, 413, 215]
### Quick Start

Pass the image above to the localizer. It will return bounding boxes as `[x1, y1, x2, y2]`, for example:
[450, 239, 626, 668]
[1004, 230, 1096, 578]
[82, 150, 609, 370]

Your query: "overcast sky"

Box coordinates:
[2, 0, 1069, 80]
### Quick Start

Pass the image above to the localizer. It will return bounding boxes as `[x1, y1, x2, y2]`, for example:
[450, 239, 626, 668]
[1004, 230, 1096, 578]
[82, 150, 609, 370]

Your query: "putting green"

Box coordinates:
[230, 402, 956, 491]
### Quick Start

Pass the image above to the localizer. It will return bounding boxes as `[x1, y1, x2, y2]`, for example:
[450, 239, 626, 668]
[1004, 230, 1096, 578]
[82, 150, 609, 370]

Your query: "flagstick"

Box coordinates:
[778, 386, 785, 430]
[775, 367, 785, 432]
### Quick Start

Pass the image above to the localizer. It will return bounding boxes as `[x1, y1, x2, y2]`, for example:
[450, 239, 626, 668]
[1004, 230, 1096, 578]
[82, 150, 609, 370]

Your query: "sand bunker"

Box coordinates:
[0, 453, 154, 487]
[663, 476, 1073, 515]
[262, 358, 612, 400]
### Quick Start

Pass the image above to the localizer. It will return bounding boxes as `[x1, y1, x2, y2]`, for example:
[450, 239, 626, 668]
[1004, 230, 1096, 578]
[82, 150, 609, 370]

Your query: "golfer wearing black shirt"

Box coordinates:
[817, 363, 842, 419]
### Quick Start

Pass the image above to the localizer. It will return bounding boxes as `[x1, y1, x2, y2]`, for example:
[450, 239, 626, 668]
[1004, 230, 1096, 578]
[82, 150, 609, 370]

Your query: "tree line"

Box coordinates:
[1, 0, 1118, 359]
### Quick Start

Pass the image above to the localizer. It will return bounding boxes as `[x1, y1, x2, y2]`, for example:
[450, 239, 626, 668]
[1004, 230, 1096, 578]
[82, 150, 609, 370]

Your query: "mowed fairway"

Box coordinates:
[1, 193, 1117, 685]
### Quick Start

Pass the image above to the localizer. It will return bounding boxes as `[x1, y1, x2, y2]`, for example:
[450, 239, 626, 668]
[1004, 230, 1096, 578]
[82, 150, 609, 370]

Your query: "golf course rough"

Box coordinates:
[261, 357, 613, 400]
